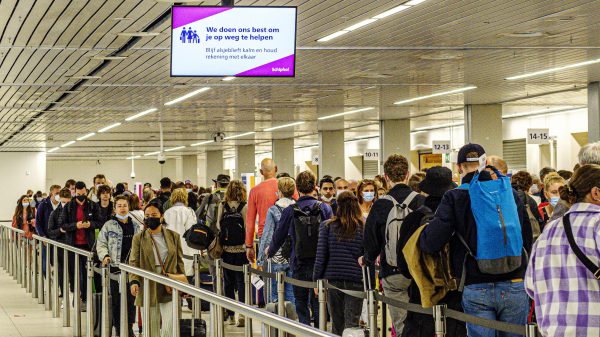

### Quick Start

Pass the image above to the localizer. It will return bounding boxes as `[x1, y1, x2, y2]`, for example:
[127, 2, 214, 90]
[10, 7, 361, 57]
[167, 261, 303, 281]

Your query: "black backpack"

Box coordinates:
[219, 202, 246, 246]
[184, 221, 215, 250]
[275, 205, 293, 260]
[292, 202, 322, 260]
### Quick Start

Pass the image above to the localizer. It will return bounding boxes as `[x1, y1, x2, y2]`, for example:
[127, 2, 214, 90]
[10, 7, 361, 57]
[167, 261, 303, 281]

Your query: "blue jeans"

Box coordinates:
[462, 281, 528, 337]
[270, 263, 295, 306]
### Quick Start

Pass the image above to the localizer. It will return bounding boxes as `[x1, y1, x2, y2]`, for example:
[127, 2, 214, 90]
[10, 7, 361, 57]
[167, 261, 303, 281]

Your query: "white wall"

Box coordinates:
[2, 152, 46, 220]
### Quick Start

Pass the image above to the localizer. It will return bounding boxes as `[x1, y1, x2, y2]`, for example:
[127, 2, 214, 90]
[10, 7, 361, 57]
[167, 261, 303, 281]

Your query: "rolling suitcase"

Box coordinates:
[342, 266, 372, 337]
[92, 292, 112, 337]
[264, 301, 297, 337]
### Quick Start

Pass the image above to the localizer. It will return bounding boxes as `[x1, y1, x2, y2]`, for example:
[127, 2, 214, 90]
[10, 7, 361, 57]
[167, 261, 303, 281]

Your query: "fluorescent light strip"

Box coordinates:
[412, 122, 464, 132]
[318, 107, 374, 120]
[60, 140, 76, 148]
[126, 155, 141, 160]
[394, 86, 477, 105]
[125, 108, 158, 121]
[164, 87, 210, 106]
[47, 147, 60, 153]
[502, 107, 583, 119]
[144, 151, 161, 156]
[222, 77, 236, 81]
[191, 140, 214, 146]
[224, 132, 256, 140]
[76, 132, 96, 141]
[165, 146, 186, 152]
[505, 58, 600, 80]
[318, 0, 427, 42]
[98, 122, 122, 133]
[264, 121, 305, 131]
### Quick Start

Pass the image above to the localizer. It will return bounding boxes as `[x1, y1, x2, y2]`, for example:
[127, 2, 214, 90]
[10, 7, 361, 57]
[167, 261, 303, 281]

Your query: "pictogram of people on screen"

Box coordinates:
[180, 27, 200, 44]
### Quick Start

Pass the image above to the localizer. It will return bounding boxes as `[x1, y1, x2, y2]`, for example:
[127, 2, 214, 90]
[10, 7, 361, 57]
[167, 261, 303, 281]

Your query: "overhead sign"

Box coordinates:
[527, 128, 550, 144]
[432, 141, 451, 154]
[363, 149, 380, 160]
[171, 6, 297, 77]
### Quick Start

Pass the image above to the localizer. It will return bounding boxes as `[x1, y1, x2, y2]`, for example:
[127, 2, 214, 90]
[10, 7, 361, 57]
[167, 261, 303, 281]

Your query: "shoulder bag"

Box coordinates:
[149, 233, 189, 294]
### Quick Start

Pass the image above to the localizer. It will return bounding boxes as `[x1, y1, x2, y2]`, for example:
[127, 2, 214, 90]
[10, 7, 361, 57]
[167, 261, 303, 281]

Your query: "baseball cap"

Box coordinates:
[212, 174, 231, 184]
[457, 143, 486, 164]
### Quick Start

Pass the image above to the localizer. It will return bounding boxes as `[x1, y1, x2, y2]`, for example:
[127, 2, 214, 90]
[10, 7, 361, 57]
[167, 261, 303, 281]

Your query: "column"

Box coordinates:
[272, 138, 294, 176]
[318, 130, 345, 179]
[1, 152, 45, 220]
[205, 150, 224, 187]
[235, 144, 255, 179]
[379, 119, 411, 161]
[588, 82, 600, 143]
[464, 104, 503, 156]
[182, 155, 198, 183]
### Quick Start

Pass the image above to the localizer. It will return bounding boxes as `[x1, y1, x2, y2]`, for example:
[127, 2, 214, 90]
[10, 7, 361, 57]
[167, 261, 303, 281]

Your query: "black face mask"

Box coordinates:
[144, 217, 161, 230]
[76, 195, 86, 202]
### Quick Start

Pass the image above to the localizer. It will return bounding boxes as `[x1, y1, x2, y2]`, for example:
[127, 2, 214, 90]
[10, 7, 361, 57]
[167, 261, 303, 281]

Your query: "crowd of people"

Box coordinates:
[9, 143, 600, 337]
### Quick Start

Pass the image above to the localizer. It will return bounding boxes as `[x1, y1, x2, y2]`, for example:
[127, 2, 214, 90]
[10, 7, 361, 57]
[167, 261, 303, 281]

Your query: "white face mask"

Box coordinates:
[529, 185, 540, 195]
[54, 194, 61, 202]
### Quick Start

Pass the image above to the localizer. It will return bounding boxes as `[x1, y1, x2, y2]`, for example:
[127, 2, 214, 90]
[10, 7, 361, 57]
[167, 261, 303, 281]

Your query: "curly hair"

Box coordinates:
[169, 188, 188, 206]
[224, 180, 247, 203]
[510, 171, 533, 192]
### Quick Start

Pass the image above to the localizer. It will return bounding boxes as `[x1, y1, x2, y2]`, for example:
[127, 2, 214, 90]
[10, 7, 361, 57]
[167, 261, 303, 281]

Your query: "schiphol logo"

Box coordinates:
[179, 27, 201, 44]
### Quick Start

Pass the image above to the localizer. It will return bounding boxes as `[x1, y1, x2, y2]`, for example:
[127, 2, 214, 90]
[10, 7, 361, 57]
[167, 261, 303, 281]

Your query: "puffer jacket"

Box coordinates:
[313, 219, 364, 282]
[96, 217, 141, 265]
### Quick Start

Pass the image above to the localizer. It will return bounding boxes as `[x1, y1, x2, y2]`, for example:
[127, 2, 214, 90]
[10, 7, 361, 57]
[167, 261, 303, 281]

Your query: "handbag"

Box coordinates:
[207, 236, 223, 259]
[149, 233, 189, 294]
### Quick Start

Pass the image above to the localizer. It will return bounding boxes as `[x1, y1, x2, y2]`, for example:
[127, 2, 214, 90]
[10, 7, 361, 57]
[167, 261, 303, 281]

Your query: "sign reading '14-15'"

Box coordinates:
[527, 128, 550, 144]
[171, 6, 297, 77]
[432, 141, 451, 154]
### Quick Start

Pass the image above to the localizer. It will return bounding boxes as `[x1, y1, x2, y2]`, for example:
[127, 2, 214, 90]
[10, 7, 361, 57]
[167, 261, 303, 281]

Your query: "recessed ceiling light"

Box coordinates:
[92, 56, 128, 60]
[60, 140, 76, 148]
[318, 107, 375, 120]
[125, 108, 158, 121]
[405, 0, 427, 5]
[165, 146, 186, 152]
[112, 17, 133, 21]
[505, 58, 600, 80]
[344, 19, 378, 31]
[164, 87, 211, 106]
[98, 122, 122, 133]
[373, 5, 410, 19]
[117, 32, 160, 37]
[76, 132, 95, 141]
[143, 151, 161, 156]
[222, 77, 236, 81]
[191, 140, 213, 146]
[394, 86, 477, 105]
[126, 155, 141, 159]
[67, 75, 102, 80]
[318, 31, 350, 42]
[224, 132, 256, 140]
[47, 147, 59, 153]
[264, 121, 305, 131]
[497, 31, 548, 38]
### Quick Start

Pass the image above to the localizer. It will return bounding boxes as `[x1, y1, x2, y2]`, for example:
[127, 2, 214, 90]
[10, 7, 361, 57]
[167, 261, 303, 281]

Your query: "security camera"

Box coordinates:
[158, 153, 166, 165]
[130, 172, 136, 179]
[213, 132, 225, 143]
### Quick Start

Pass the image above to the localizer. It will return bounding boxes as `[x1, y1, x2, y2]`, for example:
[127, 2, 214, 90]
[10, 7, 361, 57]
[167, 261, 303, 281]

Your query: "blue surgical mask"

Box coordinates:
[186, 189, 192, 193]
[550, 196, 560, 207]
[116, 213, 128, 221]
[363, 191, 375, 202]
[22, 202, 29, 207]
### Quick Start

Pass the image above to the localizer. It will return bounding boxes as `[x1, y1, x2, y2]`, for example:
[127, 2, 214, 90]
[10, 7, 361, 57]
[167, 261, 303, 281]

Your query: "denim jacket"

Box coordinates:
[96, 217, 141, 265]
[257, 197, 295, 266]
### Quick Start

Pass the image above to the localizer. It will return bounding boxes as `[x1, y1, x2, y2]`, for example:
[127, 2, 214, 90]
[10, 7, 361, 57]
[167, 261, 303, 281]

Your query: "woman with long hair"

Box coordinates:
[538, 172, 566, 230]
[215, 180, 248, 327]
[357, 179, 378, 218]
[313, 191, 365, 335]
[12, 194, 36, 239]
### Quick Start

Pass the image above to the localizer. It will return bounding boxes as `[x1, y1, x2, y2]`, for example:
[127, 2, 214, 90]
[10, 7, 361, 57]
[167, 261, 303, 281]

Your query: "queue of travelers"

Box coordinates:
[9, 142, 600, 337]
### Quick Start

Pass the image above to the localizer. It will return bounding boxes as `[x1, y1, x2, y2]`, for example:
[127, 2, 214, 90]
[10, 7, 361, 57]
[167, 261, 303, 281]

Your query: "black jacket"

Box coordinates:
[97, 201, 113, 225]
[47, 204, 66, 242]
[59, 198, 102, 248]
[363, 184, 426, 278]
[419, 171, 533, 286]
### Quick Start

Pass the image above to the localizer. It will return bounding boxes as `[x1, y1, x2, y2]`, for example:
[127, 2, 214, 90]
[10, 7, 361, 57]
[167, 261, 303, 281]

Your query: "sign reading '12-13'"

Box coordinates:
[171, 6, 297, 77]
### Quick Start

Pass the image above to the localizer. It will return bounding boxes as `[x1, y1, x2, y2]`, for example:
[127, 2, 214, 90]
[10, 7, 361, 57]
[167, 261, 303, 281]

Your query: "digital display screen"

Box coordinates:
[171, 6, 297, 77]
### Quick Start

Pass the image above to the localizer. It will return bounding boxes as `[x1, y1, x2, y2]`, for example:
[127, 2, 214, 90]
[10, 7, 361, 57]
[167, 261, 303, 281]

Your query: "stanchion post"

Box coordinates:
[37, 240, 45, 303]
[25, 238, 31, 292]
[20, 236, 25, 286]
[276, 271, 285, 316]
[101, 267, 110, 337]
[73, 254, 81, 337]
[243, 264, 253, 337]
[265, 259, 272, 303]
[525, 323, 538, 337]
[317, 279, 326, 331]
[143, 278, 151, 337]
[193, 254, 201, 321]
[32, 239, 38, 298]
[433, 304, 447, 337]
[214, 259, 224, 337]
[63, 250, 70, 327]
[172, 288, 181, 337]
[368, 290, 378, 337]
[120, 270, 128, 337]
[52, 245, 60, 318]
[86, 257, 93, 337]
[44, 242, 51, 309]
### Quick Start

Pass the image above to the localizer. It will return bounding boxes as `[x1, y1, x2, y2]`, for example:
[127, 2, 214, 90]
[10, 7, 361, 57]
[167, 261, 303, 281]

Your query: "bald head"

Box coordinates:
[260, 158, 278, 179]
[486, 155, 508, 175]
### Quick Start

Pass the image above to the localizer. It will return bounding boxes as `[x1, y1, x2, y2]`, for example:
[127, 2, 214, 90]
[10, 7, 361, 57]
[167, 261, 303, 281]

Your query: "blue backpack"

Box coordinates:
[457, 168, 523, 276]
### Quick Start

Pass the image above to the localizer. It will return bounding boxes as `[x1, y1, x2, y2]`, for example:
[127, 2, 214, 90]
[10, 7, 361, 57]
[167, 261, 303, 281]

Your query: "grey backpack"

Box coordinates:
[383, 192, 418, 268]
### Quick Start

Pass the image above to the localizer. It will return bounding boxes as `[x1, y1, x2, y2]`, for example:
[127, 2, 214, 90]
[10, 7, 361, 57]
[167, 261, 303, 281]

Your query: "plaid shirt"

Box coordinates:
[525, 203, 600, 337]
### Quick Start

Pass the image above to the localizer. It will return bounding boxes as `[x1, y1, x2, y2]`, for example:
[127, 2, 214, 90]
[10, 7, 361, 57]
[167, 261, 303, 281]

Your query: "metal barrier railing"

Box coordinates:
[0, 222, 541, 337]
